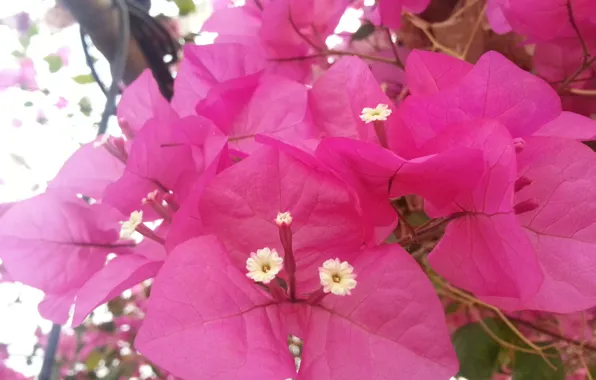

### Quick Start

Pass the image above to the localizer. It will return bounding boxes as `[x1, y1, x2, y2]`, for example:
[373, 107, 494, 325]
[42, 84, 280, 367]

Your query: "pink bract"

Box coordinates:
[135, 235, 457, 380]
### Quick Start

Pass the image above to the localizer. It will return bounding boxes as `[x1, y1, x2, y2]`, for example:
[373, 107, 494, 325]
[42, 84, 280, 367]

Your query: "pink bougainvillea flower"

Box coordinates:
[171, 43, 266, 117]
[198, 142, 365, 293]
[510, 137, 596, 313]
[135, 235, 457, 380]
[487, 0, 596, 43]
[117, 69, 175, 134]
[309, 56, 402, 144]
[103, 114, 227, 218]
[315, 137, 483, 244]
[47, 138, 124, 200]
[0, 192, 135, 323]
[372, 0, 430, 30]
[195, 72, 315, 154]
[421, 119, 543, 304]
[400, 49, 596, 311]
[397, 50, 562, 155]
[533, 42, 596, 118]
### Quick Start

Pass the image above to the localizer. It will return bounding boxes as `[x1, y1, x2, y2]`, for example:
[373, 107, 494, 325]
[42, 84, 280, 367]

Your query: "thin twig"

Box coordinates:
[568, 87, 596, 96]
[383, 27, 404, 69]
[461, 3, 487, 60]
[558, 56, 596, 92]
[475, 312, 559, 356]
[39, 324, 62, 380]
[432, 0, 482, 29]
[566, 0, 590, 65]
[288, 13, 321, 52]
[271, 50, 400, 66]
[507, 317, 596, 352]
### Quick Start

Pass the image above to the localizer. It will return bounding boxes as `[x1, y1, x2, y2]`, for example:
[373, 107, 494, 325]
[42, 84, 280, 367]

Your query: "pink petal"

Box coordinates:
[135, 236, 297, 380]
[400, 51, 561, 144]
[171, 43, 265, 117]
[0, 192, 130, 323]
[104, 115, 226, 216]
[405, 50, 473, 96]
[197, 73, 314, 153]
[514, 137, 596, 312]
[117, 70, 175, 133]
[533, 111, 596, 140]
[424, 120, 543, 302]
[430, 213, 542, 302]
[48, 140, 124, 199]
[315, 138, 483, 244]
[38, 290, 78, 324]
[72, 255, 162, 325]
[486, 0, 512, 34]
[310, 56, 397, 143]
[299, 244, 457, 380]
[199, 145, 365, 293]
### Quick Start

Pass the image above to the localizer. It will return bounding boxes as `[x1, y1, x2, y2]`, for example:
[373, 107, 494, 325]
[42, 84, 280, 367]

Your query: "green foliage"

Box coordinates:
[512, 344, 564, 380]
[452, 318, 506, 379]
[173, 0, 196, 16]
[44, 55, 63, 73]
[78, 97, 93, 116]
[72, 74, 95, 85]
[453, 319, 565, 380]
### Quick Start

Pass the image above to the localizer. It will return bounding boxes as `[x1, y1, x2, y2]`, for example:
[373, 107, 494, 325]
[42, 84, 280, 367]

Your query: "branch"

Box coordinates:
[507, 316, 596, 352]
[58, 0, 148, 85]
[39, 324, 62, 380]
[271, 50, 401, 66]
[566, 0, 590, 65]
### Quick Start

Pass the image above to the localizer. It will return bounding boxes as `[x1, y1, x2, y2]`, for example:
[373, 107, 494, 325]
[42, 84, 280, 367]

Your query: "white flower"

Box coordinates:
[246, 248, 284, 284]
[119, 210, 143, 239]
[141, 190, 159, 204]
[319, 258, 357, 296]
[275, 211, 293, 226]
[359, 104, 392, 123]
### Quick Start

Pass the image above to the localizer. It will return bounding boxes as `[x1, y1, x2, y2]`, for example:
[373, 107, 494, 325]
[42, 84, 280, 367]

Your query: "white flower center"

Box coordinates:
[359, 104, 392, 123]
[119, 210, 143, 239]
[319, 258, 357, 296]
[275, 211, 293, 226]
[246, 248, 284, 284]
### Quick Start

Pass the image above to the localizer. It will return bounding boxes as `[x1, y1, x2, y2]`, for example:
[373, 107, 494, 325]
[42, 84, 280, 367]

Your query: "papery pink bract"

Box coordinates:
[513, 137, 596, 313]
[117, 69, 174, 133]
[377, 0, 430, 30]
[423, 120, 543, 303]
[405, 50, 472, 96]
[48, 140, 124, 200]
[315, 137, 483, 244]
[72, 254, 162, 325]
[309, 56, 398, 143]
[0, 192, 131, 323]
[136, 235, 457, 380]
[171, 43, 265, 117]
[196, 73, 314, 153]
[399, 51, 561, 151]
[104, 115, 227, 217]
[199, 144, 364, 293]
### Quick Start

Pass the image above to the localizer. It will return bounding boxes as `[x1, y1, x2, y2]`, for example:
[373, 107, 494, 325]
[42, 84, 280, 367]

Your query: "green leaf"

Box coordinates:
[174, 0, 196, 15]
[512, 344, 564, 380]
[85, 350, 103, 371]
[44, 55, 63, 73]
[78, 97, 92, 117]
[72, 74, 95, 85]
[452, 318, 507, 380]
[351, 21, 375, 41]
[445, 302, 461, 314]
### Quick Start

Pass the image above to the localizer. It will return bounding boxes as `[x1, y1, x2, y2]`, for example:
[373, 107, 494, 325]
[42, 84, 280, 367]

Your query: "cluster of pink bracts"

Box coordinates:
[1, 0, 596, 379]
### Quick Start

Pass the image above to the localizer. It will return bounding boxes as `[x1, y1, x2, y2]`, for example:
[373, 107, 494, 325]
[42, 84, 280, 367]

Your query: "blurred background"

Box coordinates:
[0, 1, 213, 378]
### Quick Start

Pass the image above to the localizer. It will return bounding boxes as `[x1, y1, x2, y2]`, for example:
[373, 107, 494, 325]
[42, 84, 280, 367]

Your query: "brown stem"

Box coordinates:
[272, 50, 400, 66]
[507, 316, 596, 352]
[382, 27, 404, 69]
[566, 0, 590, 65]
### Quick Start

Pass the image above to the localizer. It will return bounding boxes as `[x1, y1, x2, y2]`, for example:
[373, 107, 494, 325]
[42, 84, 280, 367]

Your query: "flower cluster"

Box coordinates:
[0, 0, 596, 379]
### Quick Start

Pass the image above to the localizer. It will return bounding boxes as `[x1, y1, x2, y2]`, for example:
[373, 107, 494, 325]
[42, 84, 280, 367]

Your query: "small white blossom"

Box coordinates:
[120, 210, 143, 239]
[359, 104, 392, 123]
[319, 258, 357, 296]
[275, 211, 293, 226]
[246, 248, 284, 284]
[289, 344, 301, 357]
